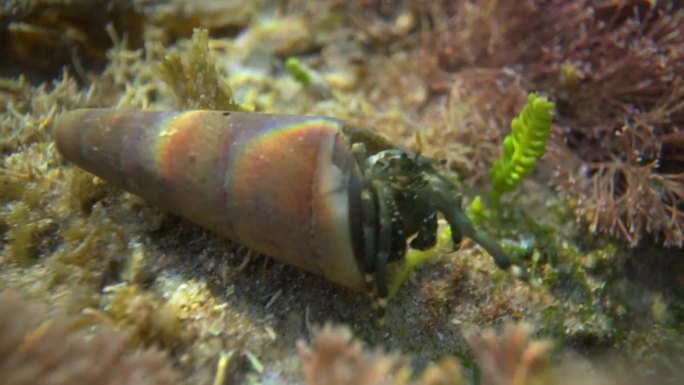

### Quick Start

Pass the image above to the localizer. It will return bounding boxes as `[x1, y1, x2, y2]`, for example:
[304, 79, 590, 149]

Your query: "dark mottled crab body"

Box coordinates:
[54, 109, 511, 314]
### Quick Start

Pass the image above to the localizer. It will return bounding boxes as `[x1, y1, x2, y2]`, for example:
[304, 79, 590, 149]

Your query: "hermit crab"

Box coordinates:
[54, 109, 511, 319]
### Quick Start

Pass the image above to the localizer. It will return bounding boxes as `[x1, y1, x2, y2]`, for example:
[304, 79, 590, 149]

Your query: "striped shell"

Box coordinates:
[54, 109, 368, 291]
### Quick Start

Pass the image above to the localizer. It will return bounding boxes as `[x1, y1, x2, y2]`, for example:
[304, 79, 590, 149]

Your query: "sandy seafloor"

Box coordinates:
[1, 1, 683, 384]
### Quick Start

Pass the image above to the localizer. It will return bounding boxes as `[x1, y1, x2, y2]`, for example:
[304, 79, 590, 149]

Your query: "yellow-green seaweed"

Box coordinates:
[490, 93, 555, 200]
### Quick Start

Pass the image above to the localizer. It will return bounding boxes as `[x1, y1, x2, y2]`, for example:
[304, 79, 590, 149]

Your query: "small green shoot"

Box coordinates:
[467, 195, 490, 225]
[285, 57, 315, 86]
[245, 351, 264, 374]
[285, 56, 335, 99]
[212, 351, 234, 385]
[390, 227, 453, 298]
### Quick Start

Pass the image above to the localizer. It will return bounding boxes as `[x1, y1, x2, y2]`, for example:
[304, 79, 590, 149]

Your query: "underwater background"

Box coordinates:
[1, 1, 683, 384]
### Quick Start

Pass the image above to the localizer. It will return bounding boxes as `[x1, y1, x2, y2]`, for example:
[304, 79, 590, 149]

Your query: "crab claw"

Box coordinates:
[443, 203, 512, 270]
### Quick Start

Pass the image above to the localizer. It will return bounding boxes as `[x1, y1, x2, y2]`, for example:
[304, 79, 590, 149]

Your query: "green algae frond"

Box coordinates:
[468, 92, 555, 224]
[490, 93, 554, 200]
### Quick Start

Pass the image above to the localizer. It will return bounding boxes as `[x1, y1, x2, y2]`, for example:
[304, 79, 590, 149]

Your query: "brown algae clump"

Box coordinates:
[159, 28, 242, 110]
[104, 283, 184, 349]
